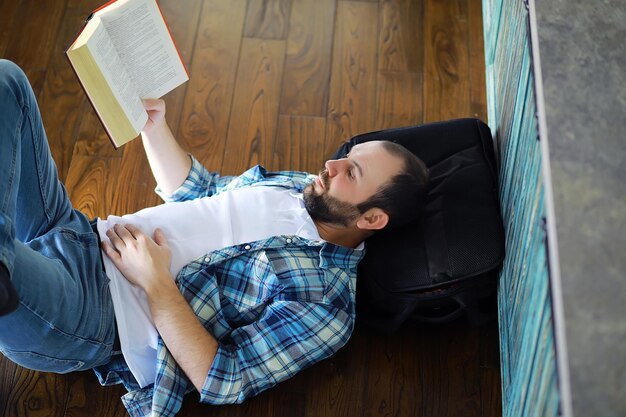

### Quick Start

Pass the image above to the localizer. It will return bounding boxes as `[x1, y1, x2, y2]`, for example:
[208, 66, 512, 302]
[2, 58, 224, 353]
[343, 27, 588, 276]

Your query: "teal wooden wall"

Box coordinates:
[482, 1, 560, 416]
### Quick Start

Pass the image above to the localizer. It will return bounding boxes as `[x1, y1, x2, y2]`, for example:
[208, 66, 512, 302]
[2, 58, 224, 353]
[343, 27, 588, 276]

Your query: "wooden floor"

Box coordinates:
[0, 0, 501, 416]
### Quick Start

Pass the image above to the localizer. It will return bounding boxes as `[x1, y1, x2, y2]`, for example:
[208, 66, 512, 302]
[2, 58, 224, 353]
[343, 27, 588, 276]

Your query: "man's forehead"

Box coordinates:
[351, 141, 381, 152]
[348, 141, 383, 161]
[350, 141, 401, 179]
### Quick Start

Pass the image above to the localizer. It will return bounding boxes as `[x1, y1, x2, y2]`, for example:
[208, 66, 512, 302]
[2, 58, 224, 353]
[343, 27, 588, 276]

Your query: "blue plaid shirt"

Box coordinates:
[93, 157, 364, 417]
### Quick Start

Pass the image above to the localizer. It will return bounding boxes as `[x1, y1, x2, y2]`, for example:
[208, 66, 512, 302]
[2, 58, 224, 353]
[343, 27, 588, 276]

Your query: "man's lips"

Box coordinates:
[316, 176, 325, 190]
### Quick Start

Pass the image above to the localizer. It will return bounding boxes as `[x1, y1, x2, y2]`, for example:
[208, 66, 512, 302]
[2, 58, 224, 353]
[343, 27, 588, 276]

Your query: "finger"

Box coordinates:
[106, 227, 126, 249]
[102, 241, 121, 262]
[154, 228, 168, 246]
[114, 223, 136, 244]
[124, 223, 144, 240]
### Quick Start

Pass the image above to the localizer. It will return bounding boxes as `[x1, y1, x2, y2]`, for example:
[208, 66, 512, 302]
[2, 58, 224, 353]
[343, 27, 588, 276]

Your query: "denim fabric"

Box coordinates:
[0, 59, 115, 372]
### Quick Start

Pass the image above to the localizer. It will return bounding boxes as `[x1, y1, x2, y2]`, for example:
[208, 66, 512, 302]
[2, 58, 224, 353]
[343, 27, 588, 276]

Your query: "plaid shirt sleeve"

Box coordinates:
[200, 300, 354, 405]
[155, 155, 238, 202]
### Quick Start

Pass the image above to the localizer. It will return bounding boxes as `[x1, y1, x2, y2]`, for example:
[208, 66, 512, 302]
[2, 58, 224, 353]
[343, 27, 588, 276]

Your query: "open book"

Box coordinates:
[66, 0, 188, 148]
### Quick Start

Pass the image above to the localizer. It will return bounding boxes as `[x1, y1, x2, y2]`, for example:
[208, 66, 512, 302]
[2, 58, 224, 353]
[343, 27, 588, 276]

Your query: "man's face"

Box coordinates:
[303, 141, 403, 226]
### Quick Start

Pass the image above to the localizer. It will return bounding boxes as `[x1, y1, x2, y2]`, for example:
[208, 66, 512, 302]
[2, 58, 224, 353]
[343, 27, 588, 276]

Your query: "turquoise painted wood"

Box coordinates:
[483, 1, 560, 416]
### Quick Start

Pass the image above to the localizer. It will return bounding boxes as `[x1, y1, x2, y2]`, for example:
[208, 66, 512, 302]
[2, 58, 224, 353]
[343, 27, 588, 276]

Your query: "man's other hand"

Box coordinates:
[102, 223, 172, 294]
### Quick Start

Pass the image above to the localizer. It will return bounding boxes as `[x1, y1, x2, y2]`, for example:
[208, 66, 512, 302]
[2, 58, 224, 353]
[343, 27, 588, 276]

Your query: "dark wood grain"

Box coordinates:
[222, 38, 286, 175]
[359, 324, 425, 417]
[304, 339, 367, 417]
[244, 0, 292, 40]
[0, 353, 17, 416]
[376, 71, 424, 128]
[177, 0, 247, 171]
[0, 0, 21, 58]
[421, 324, 483, 417]
[113, 140, 161, 216]
[64, 155, 123, 219]
[468, 0, 488, 122]
[279, 0, 335, 117]
[423, 0, 471, 122]
[3, 367, 69, 417]
[275, 115, 327, 173]
[2, 0, 66, 81]
[73, 100, 120, 158]
[480, 324, 503, 417]
[37, 0, 103, 182]
[378, 0, 425, 72]
[325, 0, 378, 158]
[0, 1, 501, 416]
[62, 372, 128, 417]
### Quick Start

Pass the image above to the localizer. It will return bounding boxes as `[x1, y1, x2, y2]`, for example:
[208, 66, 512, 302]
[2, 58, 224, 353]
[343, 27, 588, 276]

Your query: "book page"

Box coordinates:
[86, 19, 148, 131]
[99, 0, 188, 99]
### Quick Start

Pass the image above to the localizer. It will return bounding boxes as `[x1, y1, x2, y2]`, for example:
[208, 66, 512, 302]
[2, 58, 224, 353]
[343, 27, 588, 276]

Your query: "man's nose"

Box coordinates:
[325, 159, 344, 177]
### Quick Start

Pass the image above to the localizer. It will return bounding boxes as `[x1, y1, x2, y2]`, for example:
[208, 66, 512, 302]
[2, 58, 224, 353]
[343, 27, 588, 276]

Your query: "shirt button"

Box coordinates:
[204, 256, 211, 262]
[286, 238, 292, 244]
[244, 244, 251, 250]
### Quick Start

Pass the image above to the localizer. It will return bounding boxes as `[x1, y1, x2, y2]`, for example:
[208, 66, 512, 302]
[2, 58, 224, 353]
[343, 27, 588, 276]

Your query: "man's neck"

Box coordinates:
[313, 220, 368, 248]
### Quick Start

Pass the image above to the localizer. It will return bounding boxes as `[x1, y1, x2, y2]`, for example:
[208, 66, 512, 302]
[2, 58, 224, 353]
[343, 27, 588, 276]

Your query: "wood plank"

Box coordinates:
[244, 0, 292, 40]
[0, 0, 21, 57]
[378, 0, 424, 72]
[0, 355, 17, 416]
[325, 1, 378, 157]
[37, 0, 103, 182]
[62, 372, 127, 417]
[177, 391, 273, 416]
[2, 0, 66, 81]
[420, 325, 482, 417]
[279, 0, 335, 116]
[113, 140, 161, 216]
[3, 367, 69, 417]
[272, 392, 306, 417]
[177, 0, 247, 171]
[468, 0, 488, 122]
[376, 71, 423, 128]
[423, 0, 471, 122]
[65, 155, 123, 219]
[360, 324, 425, 417]
[275, 115, 327, 173]
[222, 38, 286, 175]
[480, 323, 504, 417]
[305, 331, 367, 417]
[72, 100, 120, 158]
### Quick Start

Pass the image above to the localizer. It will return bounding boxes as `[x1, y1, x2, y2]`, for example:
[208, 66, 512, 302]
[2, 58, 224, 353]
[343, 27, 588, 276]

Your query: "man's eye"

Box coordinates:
[348, 168, 355, 179]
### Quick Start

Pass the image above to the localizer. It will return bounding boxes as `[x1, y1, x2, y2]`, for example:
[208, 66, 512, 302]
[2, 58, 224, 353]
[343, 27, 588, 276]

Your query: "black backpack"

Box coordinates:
[332, 119, 505, 334]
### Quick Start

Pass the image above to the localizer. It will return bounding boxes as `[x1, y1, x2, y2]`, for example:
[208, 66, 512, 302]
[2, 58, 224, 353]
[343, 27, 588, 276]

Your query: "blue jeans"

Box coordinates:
[0, 60, 115, 372]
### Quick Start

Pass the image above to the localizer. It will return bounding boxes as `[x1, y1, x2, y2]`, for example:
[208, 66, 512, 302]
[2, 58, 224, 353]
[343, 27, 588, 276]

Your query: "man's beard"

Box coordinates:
[303, 170, 361, 227]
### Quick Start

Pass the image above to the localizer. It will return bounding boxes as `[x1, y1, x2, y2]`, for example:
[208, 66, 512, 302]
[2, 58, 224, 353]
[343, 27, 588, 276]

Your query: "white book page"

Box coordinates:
[99, 0, 188, 99]
[86, 18, 148, 132]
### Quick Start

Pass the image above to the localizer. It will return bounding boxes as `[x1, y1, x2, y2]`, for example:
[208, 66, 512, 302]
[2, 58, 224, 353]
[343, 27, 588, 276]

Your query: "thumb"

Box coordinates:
[154, 228, 168, 246]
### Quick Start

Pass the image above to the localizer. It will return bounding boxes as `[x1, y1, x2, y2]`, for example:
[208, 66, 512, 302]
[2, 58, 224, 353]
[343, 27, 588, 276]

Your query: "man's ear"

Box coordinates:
[356, 208, 389, 231]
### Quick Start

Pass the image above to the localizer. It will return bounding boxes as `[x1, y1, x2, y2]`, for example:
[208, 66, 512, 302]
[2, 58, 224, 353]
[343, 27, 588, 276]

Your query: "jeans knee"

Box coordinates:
[0, 60, 30, 104]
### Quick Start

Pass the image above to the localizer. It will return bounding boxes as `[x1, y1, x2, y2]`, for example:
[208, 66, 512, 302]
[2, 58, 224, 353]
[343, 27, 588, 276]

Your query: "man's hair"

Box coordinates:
[357, 140, 429, 230]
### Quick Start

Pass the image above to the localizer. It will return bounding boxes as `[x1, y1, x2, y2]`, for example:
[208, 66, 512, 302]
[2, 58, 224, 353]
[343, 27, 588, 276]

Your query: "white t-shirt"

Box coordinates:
[96, 186, 321, 387]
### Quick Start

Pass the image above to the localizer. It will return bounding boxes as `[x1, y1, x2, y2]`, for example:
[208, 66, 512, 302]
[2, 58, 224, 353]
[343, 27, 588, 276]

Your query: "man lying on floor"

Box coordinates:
[0, 60, 428, 417]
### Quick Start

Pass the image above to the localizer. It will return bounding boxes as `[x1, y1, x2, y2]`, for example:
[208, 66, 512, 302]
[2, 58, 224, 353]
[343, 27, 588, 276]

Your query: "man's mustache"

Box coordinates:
[317, 169, 329, 190]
